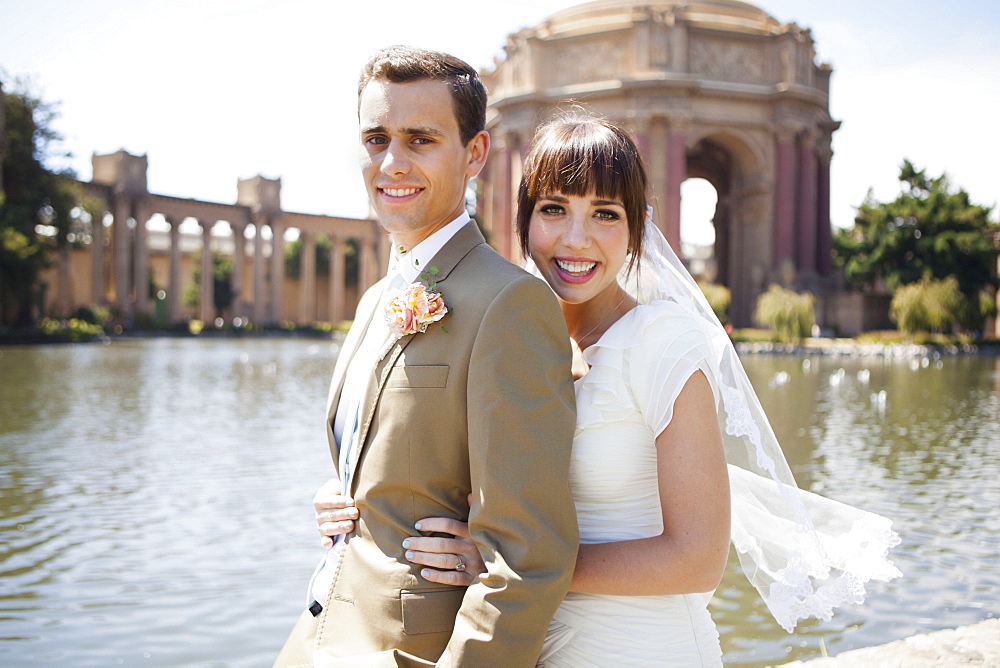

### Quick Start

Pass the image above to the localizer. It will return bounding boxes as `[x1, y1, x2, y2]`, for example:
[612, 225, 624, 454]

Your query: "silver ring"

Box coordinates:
[454, 557, 466, 572]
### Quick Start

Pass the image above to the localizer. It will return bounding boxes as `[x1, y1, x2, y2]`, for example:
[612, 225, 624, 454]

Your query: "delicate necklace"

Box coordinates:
[575, 291, 631, 349]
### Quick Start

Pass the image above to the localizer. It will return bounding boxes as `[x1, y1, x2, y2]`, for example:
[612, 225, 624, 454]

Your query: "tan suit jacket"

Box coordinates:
[276, 222, 578, 667]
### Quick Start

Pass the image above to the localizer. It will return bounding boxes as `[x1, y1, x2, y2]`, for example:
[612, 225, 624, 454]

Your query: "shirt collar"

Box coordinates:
[389, 211, 471, 285]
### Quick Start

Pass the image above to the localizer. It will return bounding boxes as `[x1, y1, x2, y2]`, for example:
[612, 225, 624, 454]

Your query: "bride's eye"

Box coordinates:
[539, 203, 565, 215]
[594, 209, 621, 222]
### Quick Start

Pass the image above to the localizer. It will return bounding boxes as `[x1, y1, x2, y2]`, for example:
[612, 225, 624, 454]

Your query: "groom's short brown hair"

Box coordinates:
[358, 45, 488, 147]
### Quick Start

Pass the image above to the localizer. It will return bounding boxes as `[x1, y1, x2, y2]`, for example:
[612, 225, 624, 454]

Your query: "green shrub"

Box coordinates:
[70, 305, 110, 327]
[699, 282, 731, 325]
[752, 284, 815, 342]
[37, 317, 104, 342]
[889, 276, 963, 335]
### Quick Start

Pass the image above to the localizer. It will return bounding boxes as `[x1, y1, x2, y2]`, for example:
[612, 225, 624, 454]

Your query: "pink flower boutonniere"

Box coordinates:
[384, 283, 449, 336]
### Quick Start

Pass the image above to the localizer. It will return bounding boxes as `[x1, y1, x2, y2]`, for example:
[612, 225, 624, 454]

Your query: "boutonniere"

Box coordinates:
[383, 283, 449, 336]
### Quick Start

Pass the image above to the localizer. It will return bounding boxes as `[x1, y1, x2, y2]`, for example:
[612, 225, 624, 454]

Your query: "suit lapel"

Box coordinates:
[344, 221, 487, 492]
[417, 220, 486, 284]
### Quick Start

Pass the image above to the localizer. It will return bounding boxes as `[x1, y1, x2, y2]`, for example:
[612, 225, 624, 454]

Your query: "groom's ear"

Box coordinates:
[465, 130, 490, 179]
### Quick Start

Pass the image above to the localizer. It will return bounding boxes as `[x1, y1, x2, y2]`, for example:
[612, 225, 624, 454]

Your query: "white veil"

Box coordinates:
[532, 210, 901, 632]
[625, 212, 900, 631]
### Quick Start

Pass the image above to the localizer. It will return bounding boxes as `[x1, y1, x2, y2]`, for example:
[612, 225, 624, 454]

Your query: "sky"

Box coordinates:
[2, 0, 998, 246]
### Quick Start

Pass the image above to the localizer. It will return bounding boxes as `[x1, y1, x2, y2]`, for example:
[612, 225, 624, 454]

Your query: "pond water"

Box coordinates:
[1, 338, 997, 666]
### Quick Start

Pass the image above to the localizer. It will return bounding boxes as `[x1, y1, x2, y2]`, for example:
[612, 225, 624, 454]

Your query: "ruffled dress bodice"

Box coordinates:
[539, 302, 723, 667]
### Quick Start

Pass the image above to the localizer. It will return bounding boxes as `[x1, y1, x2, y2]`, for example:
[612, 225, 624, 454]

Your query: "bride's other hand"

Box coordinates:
[404, 516, 485, 586]
[313, 477, 359, 548]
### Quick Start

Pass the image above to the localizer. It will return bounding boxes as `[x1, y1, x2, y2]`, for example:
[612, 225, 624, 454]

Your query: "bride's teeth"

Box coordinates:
[383, 188, 419, 197]
[556, 259, 597, 276]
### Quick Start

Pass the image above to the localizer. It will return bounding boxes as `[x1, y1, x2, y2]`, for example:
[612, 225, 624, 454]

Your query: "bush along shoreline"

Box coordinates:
[731, 330, 1000, 357]
[0, 314, 352, 345]
[4, 318, 997, 356]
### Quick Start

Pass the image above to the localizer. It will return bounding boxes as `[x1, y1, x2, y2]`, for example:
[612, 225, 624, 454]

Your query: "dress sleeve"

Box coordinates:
[626, 302, 720, 438]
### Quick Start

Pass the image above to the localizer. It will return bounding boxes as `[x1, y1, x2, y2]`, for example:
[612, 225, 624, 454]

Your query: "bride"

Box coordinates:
[317, 113, 901, 666]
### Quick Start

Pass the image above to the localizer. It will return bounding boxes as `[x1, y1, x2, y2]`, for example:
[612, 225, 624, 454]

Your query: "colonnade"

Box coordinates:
[65, 151, 386, 326]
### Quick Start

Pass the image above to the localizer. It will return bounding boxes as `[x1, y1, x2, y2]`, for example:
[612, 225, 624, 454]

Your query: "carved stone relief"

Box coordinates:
[690, 36, 766, 83]
[550, 39, 628, 87]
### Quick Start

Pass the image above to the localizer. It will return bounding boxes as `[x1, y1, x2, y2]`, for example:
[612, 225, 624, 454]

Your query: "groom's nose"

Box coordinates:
[380, 139, 412, 176]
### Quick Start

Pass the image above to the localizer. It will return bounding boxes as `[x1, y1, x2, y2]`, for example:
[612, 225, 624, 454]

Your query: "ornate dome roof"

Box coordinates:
[535, 0, 782, 38]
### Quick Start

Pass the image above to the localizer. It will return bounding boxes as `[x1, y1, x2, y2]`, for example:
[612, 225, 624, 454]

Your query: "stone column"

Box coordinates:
[199, 219, 215, 324]
[816, 141, 834, 277]
[300, 230, 316, 324]
[167, 217, 182, 322]
[796, 129, 819, 275]
[132, 198, 151, 317]
[634, 12, 652, 72]
[773, 125, 797, 276]
[496, 136, 514, 261]
[631, 115, 650, 165]
[269, 222, 285, 324]
[91, 211, 106, 305]
[112, 195, 132, 309]
[664, 114, 689, 254]
[509, 136, 526, 264]
[56, 246, 71, 316]
[251, 217, 266, 323]
[670, 8, 689, 72]
[230, 221, 247, 318]
[646, 115, 669, 238]
[714, 197, 730, 287]
[329, 234, 345, 324]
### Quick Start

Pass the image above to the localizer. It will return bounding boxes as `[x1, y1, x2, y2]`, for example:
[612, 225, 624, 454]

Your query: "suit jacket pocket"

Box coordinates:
[386, 364, 449, 389]
[400, 587, 465, 635]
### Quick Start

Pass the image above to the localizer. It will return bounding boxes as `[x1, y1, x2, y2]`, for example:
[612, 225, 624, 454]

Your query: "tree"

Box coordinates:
[0, 81, 79, 328]
[833, 160, 998, 310]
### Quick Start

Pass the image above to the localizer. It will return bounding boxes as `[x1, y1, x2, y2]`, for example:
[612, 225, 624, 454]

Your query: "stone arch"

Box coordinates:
[684, 128, 771, 324]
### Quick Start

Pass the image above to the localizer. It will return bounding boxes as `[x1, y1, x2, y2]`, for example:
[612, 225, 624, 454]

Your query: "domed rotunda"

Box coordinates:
[478, 0, 838, 325]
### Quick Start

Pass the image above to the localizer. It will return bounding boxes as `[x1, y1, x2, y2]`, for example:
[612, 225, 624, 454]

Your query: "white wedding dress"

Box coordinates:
[539, 300, 725, 667]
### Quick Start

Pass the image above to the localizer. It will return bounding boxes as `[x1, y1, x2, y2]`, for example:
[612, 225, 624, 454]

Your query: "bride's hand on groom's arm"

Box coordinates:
[313, 477, 359, 548]
[403, 515, 485, 586]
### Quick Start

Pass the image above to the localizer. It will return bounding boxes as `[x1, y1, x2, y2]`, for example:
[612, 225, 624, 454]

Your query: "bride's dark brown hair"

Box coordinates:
[515, 113, 649, 273]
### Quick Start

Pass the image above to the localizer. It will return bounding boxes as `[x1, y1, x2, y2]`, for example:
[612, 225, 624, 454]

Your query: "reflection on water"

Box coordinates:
[1, 339, 336, 666]
[1, 341, 997, 665]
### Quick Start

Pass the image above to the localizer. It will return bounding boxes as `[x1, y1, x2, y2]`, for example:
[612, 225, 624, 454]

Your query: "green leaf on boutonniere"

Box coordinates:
[421, 265, 441, 289]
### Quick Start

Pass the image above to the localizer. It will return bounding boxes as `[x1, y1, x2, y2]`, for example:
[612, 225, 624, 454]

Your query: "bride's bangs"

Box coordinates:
[525, 127, 627, 204]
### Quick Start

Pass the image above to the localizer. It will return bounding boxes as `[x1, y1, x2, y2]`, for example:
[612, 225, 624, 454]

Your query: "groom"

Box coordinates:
[275, 46, 578, 666]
